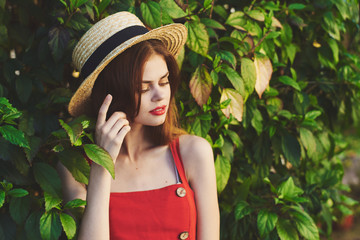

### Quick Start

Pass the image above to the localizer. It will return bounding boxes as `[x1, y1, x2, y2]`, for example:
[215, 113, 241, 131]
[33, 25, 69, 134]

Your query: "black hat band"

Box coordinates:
[81, 25, 149, 79]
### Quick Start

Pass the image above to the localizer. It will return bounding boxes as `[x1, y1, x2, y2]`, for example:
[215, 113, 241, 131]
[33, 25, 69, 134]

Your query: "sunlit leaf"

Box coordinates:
[241, 58, 256, 97]
[220, 88, 244, 122]
[225, 11, 246, 30]
[0, 125, 29, 148]
[215, 155, 231, 193]
[60, 213, 76, 239]
[141, 1, 162, 29]
[189, 65, 212, 106]
[221, 64, 245, 96]
[159, 0, 186, 18]
[277, 177, 303, 199]
[185, 21, 209, 56]
[83, 144, 115, 179]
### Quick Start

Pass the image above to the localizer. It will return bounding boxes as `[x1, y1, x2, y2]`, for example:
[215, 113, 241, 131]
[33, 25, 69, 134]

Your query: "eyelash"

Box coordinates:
[141, 81, 170, 93]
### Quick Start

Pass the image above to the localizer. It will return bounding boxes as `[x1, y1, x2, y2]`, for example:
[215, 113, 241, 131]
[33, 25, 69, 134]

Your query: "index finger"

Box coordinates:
[97, 94, 112, 126]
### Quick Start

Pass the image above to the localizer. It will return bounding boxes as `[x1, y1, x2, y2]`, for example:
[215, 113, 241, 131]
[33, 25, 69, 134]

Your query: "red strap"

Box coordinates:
[170, 138, 190, 188]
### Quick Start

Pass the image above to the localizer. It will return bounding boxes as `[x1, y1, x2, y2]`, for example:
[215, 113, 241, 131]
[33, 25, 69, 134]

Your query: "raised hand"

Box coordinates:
[95, 94, 131, 162]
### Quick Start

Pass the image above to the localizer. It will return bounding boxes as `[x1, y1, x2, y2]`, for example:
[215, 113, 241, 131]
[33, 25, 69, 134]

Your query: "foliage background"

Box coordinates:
[0, 0, 360, 239]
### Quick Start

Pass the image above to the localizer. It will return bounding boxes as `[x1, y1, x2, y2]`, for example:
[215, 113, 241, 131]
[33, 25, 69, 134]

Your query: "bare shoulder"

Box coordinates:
[179, 134, 213, 156]
[178, 134, 214, 182]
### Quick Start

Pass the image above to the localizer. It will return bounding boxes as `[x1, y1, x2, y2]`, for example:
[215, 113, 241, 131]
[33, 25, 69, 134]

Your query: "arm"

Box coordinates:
[179, 135, 220, 240]
[59, 95, 130, 240]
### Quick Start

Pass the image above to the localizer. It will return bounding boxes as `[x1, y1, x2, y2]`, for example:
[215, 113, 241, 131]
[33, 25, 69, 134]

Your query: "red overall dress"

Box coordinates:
[109, 138, 197, 239]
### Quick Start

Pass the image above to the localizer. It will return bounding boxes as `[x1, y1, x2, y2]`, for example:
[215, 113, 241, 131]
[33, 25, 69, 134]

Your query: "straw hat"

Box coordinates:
[68, 11, 187, 117]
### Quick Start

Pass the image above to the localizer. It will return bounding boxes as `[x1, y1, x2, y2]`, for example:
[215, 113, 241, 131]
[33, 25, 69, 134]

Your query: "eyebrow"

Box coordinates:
[142, 72, 169, 83]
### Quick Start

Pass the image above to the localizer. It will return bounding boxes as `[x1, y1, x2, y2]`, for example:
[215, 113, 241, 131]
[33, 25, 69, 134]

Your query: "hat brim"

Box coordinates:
[68, 23, 187, 117]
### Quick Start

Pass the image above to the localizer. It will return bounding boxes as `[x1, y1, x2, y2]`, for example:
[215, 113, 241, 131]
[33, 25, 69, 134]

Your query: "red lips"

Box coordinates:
[149, 105, 167, 115]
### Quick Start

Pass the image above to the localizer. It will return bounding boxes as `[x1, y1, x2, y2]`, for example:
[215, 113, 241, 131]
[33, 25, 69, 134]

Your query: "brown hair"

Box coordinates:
[90, 39, 186, 145]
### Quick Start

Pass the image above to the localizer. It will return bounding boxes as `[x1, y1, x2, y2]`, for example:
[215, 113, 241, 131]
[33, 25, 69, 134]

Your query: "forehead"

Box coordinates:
[142, 54, 168, 80]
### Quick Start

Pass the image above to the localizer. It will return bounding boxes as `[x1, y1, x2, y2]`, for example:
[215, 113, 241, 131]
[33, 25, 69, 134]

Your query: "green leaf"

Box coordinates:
[25, 136, 42, 162]
[25, 211, 42, 240]
[0, 190, 4, 208]
[216, 50, 236, 69]
[0, 0, 5, 9]
[185, 21, 209, 56]
[44, 192, 62, 212]
[40, 211, 62, 240]
[0, 125, 30, 148]
[276, 218, 299, 240]
[248, 10, 265, 21]
[327, 38, 339, 64]
[191, 118, 211, 138]
[226, 129, 242, 148]
[58, 148, 90, 184]
[59, 119, 83, 146]
[201, 18, 225, 30]
[33, 163, 62, 198]
[288, 3, 306, 10]
[64, 198, 87, 209]
[189, 65, 212, 106]
[281, 133, 301, 167]
[48, 26, 69, 62]
[141, 1, 162, 29]
[290, 206, 320, 240]
[257, 209, 278, 237]
[60, 213, 76, 239]
[9, 196, 30, 224]
[8, 188, 28, 198]
[241, 58, 256, 97]
[305, 110, 322, 120]
[73, 0, 88, 8]
[234, 201, 253, 220]
[226, 11, 246, 30]
[97, 0, 111, 13]
[278, 76, 301, 91]
[15, 75, 32, 103]
[159, 0, 186, 18]
[300, 128, 317, 158]
[221, 64, 245, 96]
[251, 108, 263, 135]
[215, 155, 231, 193]
[277, 177, 303, 200]
[83, 144, 115, 179]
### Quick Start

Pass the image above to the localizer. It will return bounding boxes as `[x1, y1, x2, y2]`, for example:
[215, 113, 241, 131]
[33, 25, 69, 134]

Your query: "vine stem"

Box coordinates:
[248, 30, 272, 55]
[209, 0, 215, 19]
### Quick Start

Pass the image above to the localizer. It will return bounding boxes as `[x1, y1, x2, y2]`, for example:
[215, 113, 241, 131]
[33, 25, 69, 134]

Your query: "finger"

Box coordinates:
[114, 125, 131, 145]
[102, 111, 127, 133]
[108, 119, 129, 137]
[97, 94, 112, 127]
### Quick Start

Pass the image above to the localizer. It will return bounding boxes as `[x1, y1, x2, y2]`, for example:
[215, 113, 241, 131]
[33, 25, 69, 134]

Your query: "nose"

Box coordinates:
[151, 85, 166, 102]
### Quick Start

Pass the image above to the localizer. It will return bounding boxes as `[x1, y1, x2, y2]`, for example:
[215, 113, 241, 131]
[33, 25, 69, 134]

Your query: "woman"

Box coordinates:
[58, 11, 219, 240]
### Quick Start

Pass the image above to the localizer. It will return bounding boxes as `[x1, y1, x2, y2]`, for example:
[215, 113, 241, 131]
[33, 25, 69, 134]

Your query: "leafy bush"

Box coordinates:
[0, 0, 359, 239]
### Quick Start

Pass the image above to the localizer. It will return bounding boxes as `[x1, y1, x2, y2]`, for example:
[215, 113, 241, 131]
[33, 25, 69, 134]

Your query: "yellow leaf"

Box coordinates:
[255, 55, 273, 99]
[220, 88, 244, 122]
[189, 66, 212, 106]
[271, 16, 283, 29]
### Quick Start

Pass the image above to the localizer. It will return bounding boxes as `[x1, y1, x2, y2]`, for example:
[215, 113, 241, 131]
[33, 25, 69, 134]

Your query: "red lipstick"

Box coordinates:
[149, 105, 166, 115]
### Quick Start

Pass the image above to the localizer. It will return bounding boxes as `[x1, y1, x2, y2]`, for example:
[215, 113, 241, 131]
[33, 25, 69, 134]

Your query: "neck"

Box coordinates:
[120, 123, 153, 163]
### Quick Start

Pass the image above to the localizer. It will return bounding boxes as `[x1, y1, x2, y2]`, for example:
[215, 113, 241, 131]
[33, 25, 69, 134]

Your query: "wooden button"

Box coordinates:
[179, 231, 189, 239]
[176, 187, 186, 197]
